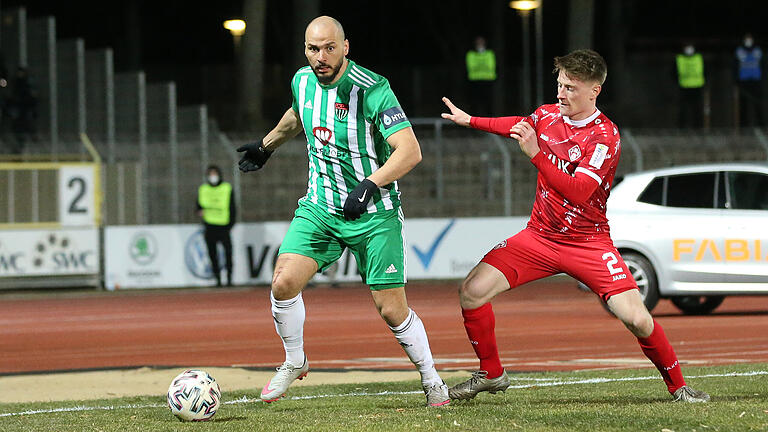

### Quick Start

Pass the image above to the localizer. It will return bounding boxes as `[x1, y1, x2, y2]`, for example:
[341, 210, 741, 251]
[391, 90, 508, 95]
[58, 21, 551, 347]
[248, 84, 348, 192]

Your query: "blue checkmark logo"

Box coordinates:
[412, 219, 456, 269]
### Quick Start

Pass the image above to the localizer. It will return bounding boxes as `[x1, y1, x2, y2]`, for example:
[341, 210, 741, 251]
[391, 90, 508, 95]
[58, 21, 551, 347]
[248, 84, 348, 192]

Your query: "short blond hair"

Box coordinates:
[553, 49, 607, 85]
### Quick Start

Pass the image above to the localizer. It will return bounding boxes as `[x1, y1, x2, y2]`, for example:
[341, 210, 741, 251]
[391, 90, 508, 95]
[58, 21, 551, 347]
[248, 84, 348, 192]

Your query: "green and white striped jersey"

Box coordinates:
[290, 59, 411, 215]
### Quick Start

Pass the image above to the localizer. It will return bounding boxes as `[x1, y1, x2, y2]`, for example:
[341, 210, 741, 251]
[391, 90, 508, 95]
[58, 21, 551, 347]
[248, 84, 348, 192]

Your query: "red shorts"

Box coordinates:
[481, 227, 637, 302]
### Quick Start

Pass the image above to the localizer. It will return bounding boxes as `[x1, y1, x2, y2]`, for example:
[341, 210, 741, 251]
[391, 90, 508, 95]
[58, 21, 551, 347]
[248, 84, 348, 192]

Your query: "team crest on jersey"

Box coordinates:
[312, 126, 333, 145]
[568, 145, 582, 162]
[334, 103, 349, 121]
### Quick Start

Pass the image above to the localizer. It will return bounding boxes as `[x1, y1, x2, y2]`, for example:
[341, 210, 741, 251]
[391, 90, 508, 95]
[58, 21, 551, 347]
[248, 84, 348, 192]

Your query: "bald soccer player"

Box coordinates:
[236, 16, 450, 407]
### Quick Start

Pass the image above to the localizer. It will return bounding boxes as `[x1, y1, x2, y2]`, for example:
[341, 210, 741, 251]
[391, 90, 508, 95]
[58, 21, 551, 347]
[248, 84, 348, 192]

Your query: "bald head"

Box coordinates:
[306, 16, 345, 42]
[304, 16, 349, 85]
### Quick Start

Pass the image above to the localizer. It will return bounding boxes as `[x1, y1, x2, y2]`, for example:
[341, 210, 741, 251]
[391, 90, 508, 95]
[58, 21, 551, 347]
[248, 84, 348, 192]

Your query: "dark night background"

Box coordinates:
[4, 0, 767, 129]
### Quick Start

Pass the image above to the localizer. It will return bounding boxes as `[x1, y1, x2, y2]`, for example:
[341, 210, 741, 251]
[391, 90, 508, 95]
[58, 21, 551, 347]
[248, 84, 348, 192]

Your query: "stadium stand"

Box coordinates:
[1, 5, 767, 227]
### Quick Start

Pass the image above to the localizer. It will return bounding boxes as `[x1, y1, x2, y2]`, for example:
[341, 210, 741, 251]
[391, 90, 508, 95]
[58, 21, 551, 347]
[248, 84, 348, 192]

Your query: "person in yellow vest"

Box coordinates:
[197, 165, 236, 287]
[676, 43, 706, 128]
[466, 36, 497, 116]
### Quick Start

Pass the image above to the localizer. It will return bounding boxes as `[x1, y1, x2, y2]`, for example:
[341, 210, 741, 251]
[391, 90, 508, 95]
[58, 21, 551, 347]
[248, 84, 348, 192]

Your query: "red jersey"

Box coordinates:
[470, 104, 621, 241]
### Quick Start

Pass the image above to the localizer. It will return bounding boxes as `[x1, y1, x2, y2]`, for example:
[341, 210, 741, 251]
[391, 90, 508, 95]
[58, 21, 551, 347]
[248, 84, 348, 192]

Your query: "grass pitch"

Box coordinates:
[2, 363, 767, 432]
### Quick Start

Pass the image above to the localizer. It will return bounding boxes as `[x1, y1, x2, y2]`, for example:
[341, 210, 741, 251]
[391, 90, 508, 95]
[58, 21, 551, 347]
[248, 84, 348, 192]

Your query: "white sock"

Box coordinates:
[389, 308, 442, 386]
[270, 291, 305, 366]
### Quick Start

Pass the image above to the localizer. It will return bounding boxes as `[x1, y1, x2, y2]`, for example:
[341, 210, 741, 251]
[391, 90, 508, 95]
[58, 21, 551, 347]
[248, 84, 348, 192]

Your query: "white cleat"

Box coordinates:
[673, 385, 710, 403]
[260, 356, 309, 402]
[424, 381, 450, 407]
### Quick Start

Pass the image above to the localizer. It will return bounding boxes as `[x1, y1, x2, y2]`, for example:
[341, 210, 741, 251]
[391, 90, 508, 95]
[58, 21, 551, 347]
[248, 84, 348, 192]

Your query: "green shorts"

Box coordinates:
[278, 200, 406, 290]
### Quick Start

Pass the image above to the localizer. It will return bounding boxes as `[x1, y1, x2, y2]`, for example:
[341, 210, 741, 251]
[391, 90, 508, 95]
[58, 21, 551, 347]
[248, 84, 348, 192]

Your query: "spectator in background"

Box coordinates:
[734, 33, 764, 126]
[5, 67, 38, 153]
[197, 165, 236, 287]
[675, 43, 705, 128]
[466, 36, 497, 116]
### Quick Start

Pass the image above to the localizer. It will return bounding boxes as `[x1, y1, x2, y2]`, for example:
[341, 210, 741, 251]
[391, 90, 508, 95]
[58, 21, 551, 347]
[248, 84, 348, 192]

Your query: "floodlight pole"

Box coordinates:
[520, 10, 532, 112]
[535, 1, 544, 107]
[510, 1, 541, 112]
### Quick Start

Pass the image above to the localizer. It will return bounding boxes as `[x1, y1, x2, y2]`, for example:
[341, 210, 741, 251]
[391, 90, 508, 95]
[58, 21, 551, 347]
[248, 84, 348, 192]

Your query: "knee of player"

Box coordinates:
[459, 277, 488, 304]
[378, 303, 408, 327]
[623, 311, 653, 337]
[377, 304, 396, 321]
[271, 271, 302, 299]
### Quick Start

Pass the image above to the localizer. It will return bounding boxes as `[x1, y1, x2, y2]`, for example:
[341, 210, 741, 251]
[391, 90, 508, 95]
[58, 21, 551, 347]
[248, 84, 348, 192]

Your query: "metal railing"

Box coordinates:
[5, 120, 768, 225]
[410, 118, 514, 216]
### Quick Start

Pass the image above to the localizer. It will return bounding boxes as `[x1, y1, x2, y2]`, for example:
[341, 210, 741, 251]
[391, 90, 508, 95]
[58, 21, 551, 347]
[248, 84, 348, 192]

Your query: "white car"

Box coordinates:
[585, 162, 768, 315]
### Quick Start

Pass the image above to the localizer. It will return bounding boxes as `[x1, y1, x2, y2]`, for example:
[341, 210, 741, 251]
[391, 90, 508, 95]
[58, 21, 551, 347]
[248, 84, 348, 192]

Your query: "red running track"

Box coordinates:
[2, 279, 768, 374]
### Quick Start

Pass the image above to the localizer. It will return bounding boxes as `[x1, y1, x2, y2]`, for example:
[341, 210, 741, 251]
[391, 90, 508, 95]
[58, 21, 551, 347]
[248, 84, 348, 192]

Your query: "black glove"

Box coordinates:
[343, 179, 378, 221]
[237, 140, 273, 172]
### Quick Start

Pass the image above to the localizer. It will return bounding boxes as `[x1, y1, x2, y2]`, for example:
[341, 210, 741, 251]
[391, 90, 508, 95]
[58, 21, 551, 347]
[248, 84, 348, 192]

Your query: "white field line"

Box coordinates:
[1, 370, 765, 418]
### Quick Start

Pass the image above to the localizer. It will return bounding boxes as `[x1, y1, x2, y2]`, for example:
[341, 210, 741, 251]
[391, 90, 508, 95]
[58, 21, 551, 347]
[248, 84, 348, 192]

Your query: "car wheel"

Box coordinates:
[621, 252, 660, 312]
[670, 296, 725, 315]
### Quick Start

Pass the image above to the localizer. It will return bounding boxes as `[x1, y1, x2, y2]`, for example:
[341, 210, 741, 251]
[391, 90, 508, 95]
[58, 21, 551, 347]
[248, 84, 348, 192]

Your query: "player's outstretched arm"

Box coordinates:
[343, 127, 421, 221]
[440, 97, 471, 127]
[237, 108, 303, 172]
[443, 96, 528, 137]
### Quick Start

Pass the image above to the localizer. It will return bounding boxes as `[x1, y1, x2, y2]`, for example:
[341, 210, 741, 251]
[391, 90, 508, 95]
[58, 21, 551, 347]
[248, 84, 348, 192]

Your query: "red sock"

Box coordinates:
[462, 303, 503, 378]
[637, 319, 686, 394]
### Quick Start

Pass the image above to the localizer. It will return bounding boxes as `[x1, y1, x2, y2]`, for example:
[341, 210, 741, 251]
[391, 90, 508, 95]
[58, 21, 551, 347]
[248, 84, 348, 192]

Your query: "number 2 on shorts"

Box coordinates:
[601, 252, 623, 275]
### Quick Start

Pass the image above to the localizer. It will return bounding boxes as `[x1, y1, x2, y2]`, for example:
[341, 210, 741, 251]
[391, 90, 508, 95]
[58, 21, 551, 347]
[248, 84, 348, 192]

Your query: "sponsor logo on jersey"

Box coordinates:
[568, 145, 582, 162]
[312, 126, 333, 145]
[304, 100, 313, 110]
[589, 144, 609, 169]
[492, 240, 507, 250]
[385, 264, 398, 274]
[334, 103, 349, 121]
[380, 106, 407, 129]
[546, 153, 573, 175]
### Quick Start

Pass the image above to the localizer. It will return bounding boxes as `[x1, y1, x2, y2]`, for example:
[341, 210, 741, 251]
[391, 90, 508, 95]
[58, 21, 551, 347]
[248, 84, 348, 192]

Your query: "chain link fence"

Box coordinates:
[5, 124, 768, 226]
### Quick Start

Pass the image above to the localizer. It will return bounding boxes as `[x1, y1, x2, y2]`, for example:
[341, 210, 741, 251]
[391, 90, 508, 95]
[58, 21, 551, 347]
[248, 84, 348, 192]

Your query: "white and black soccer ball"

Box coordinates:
[167, 369, 221, 421]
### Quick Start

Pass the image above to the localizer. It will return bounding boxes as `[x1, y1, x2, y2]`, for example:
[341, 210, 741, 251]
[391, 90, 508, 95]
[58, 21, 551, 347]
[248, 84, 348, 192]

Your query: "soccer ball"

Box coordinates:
[167, 369, 221, 421]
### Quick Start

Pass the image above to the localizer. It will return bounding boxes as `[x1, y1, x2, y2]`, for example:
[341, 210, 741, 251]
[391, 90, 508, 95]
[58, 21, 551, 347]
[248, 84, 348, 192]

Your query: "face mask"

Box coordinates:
[684, 45, 695, 56]
[745, 38, 754, 48]
[208, 175, 220, 184]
